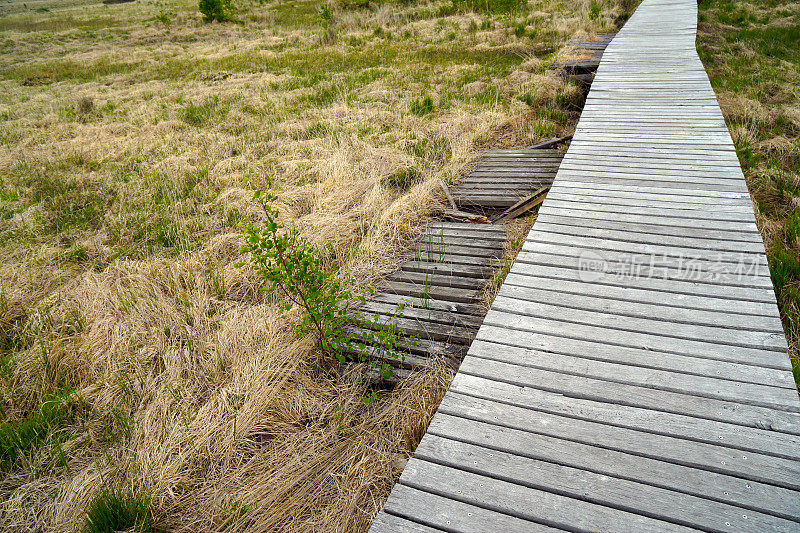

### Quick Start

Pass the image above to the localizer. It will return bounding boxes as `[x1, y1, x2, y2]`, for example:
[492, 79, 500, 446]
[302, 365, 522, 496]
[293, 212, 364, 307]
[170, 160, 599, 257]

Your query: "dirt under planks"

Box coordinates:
[452, 148, 563, 211]
[349, 222, 507, 375]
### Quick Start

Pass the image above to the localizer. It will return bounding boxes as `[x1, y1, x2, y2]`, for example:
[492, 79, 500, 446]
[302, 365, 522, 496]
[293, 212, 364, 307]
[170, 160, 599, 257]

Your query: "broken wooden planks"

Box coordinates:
[348, 222, 507, 373]
[452, 148, 562, 211]
[552, 32, 616, 83]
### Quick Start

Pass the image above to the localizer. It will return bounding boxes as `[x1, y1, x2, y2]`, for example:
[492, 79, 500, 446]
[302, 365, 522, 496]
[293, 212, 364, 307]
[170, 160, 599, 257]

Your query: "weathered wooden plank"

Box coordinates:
[369, 512, 444, 533]
[475, 322, 796, 389]
[413, 243, 505, 260]
[533, 219, 765, 254]
[399, 459, 693, 532]
[493, 282, 782, 332]
[511, 257, 777, 303]
[468, 337, 799, 411]
[381, 281, 482, 304]
[413, 235, 504, 251]
[501, 271, 780, 318]
[449, 374, 800, 459]
[398, 261, 493, 280]
[533, 204, 762, 233]
[415, 434, 798, 532]
[482, 308, 789, 369]
[424, 221, 506, 234]
[416, 228, 506, 242]
[370, 292, 484, 317]
[387, 271, 490, 291]
[380, 484, 558, 533]
[360, 300, 482, 328]
[521, 237, 772, 277]
[458, 355, 800, 434]
[536, 212, 762, 244]
[427, 408, 800, 521]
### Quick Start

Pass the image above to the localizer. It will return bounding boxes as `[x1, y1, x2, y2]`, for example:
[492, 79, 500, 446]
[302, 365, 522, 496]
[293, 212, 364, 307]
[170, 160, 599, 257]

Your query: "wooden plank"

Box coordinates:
[369, 512, 445, 533]
[501, 270, 780, 318]
[424, 221, 506, 233]
[398, 459, 696, 532]
[427, 408, 800, 522]
[371, 292, 484, 317]
[437, 179, 457, 210]
[468, 337, 799, 411]
[492, 187, 550, 223]
[525, 135, 572, 149]
[415, 434, 798, 532]
[414, 235, 505, 251]
[398, 260, 494, 279]
[474, 323, 796, 390]
[458, 355, 800, 434]
[381, 281, 483, 304]
[449, 374, 800, 460]
[512, 254, 777, 302]
[360, 300, 483, 329]
[416, 228, 506, 242]
[387, 271, 490, 291]
[379, 484, 557, 533]
[441, 209, 491, 223]
[413, 243, 505, 260]
[482, 308, 789, 370]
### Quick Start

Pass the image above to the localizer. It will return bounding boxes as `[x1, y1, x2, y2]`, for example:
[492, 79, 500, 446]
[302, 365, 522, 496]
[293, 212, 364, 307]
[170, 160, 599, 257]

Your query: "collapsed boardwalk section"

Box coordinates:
[371, 0, 800, 531]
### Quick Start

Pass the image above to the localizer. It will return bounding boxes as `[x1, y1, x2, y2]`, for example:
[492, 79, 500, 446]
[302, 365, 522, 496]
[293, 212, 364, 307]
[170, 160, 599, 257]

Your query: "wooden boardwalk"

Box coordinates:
[370, 0, 800, 530]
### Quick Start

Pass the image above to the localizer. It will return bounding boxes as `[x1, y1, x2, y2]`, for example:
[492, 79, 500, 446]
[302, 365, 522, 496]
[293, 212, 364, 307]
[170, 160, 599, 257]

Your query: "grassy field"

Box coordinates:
[0, 0, 622, 530]
[697, 0, 800, 386]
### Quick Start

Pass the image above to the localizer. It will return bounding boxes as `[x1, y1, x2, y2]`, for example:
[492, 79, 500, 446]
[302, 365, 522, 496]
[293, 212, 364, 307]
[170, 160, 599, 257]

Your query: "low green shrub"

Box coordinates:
[238, 192, 406, 378]
[199, 0, 235, 23]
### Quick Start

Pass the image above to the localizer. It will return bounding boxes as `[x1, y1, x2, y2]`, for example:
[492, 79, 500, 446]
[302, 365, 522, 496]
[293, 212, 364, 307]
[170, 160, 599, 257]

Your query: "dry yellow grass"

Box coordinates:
[0, 0, 624, 529]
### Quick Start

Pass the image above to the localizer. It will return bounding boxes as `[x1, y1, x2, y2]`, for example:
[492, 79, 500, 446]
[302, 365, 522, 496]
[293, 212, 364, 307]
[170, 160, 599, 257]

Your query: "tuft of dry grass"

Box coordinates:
[0, 0, 624, 529]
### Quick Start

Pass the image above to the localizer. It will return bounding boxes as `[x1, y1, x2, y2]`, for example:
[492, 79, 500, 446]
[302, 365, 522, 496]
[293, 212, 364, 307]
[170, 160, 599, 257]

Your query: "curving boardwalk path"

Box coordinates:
[370, 0, 800, 530]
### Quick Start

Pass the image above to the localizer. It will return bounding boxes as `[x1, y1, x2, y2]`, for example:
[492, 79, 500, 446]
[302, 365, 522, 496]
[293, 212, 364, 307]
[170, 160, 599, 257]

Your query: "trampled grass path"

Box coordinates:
[370, 0, 800, 530]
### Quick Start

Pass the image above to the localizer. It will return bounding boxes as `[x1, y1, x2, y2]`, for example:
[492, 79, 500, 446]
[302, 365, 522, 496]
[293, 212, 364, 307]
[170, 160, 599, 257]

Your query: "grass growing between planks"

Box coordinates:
[697, 0, 800, 389]
[0, 0, 625, 529]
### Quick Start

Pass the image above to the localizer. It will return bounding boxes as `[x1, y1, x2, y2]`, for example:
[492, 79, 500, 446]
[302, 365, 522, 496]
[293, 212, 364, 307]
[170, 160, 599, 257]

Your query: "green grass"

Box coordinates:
[84, 487, 154, 533]
[0, 393, 77, 468]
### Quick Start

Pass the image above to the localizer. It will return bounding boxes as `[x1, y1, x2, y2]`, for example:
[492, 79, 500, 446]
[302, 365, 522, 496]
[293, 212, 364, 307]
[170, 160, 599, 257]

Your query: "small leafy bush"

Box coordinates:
[199, 0, 235, 23]
[84, 487, 153, 533]
[320, 4, 336, 43]
[239, 192, 405, 378]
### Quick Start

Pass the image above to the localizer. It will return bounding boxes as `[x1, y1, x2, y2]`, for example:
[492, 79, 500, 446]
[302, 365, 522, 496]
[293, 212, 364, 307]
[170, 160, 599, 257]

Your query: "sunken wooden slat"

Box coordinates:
[452, 148, 562, 210]
[349, 223, 506, 371]
[371, 1, 800, 531]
